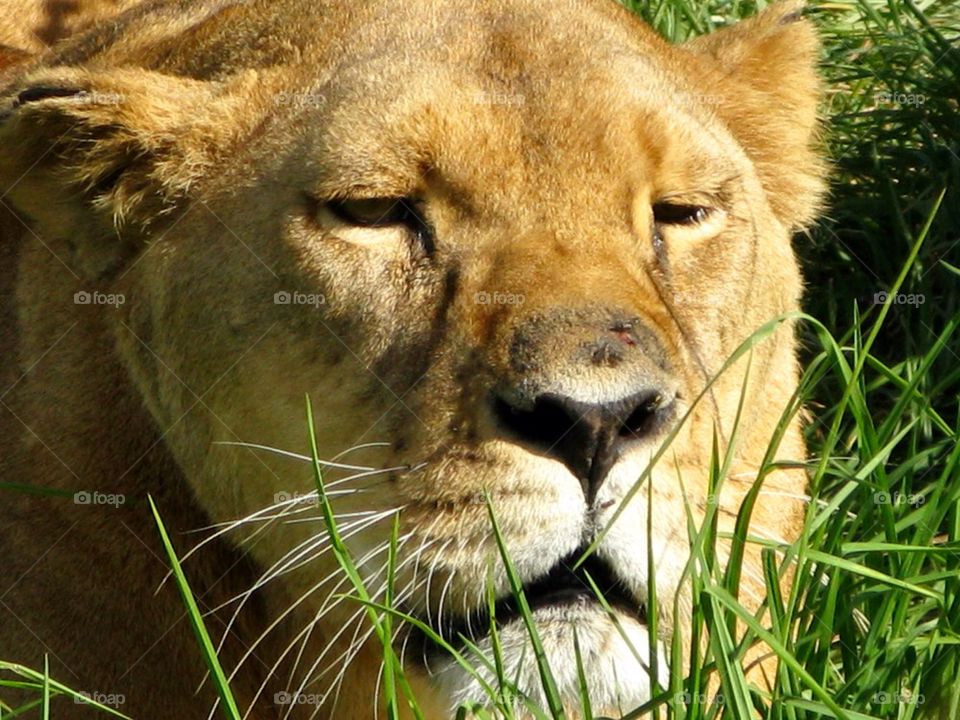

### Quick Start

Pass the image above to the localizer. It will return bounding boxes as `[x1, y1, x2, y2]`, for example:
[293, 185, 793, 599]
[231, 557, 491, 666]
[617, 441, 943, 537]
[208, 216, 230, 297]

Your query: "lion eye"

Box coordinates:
[652, 202, 710, 226]
[328, 197, 416, 227]
[325, 196, 434, 253]
[653, 202, 710, 225]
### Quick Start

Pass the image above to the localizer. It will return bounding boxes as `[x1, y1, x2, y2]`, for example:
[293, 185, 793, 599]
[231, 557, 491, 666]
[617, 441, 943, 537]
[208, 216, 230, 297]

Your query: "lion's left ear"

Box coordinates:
[684, 1, 827, 231]
[0, 66, 258, 278]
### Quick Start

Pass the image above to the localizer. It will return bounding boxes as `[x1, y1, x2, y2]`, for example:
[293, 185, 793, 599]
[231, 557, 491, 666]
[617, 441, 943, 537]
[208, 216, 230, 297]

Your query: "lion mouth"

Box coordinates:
[415, 548, 645, 658]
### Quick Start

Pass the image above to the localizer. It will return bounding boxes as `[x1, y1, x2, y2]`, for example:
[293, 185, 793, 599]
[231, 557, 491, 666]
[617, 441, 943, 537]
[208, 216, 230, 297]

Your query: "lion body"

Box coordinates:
[0, 0, 824, 717]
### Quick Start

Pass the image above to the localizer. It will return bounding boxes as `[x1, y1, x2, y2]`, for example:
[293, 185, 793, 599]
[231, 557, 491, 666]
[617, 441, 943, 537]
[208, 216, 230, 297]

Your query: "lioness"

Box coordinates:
[0, 0, 825, 717]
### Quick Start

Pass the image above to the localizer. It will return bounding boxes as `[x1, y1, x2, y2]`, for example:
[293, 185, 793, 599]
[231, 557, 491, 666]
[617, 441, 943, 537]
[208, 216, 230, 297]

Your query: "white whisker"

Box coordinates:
[330, 442, 391, 461]
[214, 440, 380, 472]
[242, 542, 399, 720]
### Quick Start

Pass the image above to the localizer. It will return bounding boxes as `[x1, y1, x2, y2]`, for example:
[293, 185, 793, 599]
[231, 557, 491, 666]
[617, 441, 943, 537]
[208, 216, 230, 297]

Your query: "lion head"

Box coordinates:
[0, 0, 824, 717]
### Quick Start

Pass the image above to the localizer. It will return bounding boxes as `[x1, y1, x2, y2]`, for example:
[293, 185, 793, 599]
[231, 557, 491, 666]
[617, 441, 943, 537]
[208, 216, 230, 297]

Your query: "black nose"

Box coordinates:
[492, 389, 675, 503]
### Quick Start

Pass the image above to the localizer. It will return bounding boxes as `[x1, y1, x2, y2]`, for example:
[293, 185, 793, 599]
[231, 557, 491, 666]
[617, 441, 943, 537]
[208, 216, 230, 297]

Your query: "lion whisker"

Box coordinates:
[241, 529, 435, 719]
[179, 485, 380, 573]
[281, 507, 393, 526]
[236, 539, 407, 720]
[329, 441, 391, 461]
[205, 511, 408, 712]
[305, 570, 427, 717]
[279, 548, 428, 720]
[184, 461, 408, 593]
[434, 544, 466, 649]
[182, 499, 306, 556]
[211, 508, 403, 623]
[165, 496, 317, 598]
[299, 532, 452, 712]
[370, 613, 414, 720]
[213, 440, 380, 472]
[396, 570, 438, 677]
[312, 614, 378, 713]
[423, 536, 458, 631]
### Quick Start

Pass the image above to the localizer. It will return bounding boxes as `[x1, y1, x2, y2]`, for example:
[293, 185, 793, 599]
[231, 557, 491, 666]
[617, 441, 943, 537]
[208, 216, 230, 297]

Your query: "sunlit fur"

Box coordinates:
[0, 0, 825, 718]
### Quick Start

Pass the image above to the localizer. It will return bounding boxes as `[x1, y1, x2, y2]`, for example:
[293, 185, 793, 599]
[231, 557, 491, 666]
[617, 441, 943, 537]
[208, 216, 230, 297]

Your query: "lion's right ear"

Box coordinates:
[0, 66, 257, 278]
[682, 1, 826, 231]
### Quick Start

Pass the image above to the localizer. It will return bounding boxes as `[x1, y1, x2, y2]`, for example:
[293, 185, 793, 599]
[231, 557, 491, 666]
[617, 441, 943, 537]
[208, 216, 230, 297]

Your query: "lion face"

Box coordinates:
[1, 0, 824, 716]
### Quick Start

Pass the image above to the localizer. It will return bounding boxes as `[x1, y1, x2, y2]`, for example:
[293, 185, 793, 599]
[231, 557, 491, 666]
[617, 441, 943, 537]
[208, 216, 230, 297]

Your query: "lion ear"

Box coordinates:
[0, 67, 253, 279]
[684, 1, 827, 231]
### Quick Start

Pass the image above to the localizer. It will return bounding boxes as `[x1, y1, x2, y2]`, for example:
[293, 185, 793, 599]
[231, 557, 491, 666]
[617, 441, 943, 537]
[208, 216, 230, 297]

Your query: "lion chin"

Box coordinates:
[0, 0, 825, 717]
[430, 604, 666, 717]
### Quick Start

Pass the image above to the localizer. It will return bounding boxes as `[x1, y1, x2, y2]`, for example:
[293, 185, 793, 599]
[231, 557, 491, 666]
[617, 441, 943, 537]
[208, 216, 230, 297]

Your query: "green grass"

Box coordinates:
[0, 661, 130, 719]
[149, 496, 243, 720]
[3, 0, 958, 718]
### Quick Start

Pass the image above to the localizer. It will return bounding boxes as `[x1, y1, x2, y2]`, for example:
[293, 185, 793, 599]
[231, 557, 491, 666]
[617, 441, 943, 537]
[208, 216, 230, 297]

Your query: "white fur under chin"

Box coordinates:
[428, 602, 668, 718]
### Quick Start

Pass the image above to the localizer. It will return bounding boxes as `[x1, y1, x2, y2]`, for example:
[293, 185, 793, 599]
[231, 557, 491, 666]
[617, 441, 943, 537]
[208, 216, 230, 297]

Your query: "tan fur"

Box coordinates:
[0, 0, 141, 68]
[0, 0, 825, 717]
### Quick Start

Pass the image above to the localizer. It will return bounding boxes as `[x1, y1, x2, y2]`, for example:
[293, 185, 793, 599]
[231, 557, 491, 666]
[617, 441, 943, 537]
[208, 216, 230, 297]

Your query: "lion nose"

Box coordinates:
[492, 388, 675, 503]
